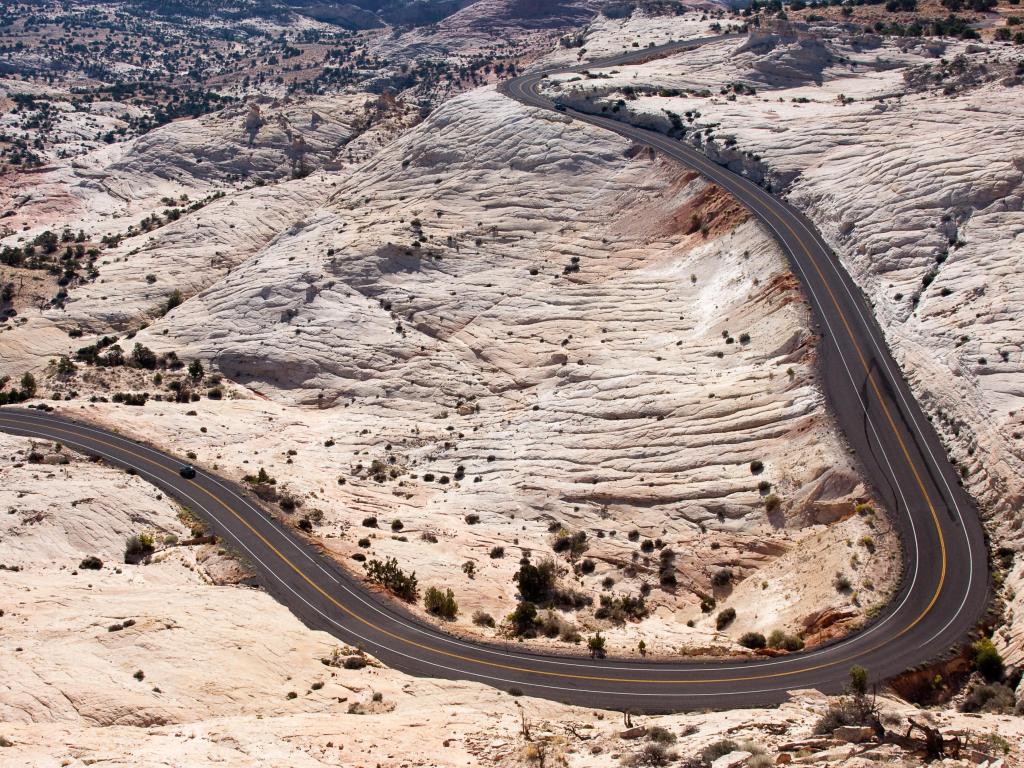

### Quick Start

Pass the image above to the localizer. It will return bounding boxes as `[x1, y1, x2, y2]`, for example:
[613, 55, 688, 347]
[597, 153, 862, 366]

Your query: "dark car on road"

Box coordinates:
[179, 464, 196, 479]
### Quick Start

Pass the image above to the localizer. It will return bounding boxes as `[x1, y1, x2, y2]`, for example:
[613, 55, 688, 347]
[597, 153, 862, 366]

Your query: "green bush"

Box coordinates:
[472, 610, 495, 627]
[165, 289, 183, 313]
[130, 343, 157, 369]
[973, 638, 1004, 682]
[701, 740, 739, 764]
[813, 699, 861, 734]
[515, 559, 557, 602]
[960, 682, 1016, 713]
[508, 601, 538, 636]
[364, 557, 418, 601]
[711, 568, 732, 587]
[739, 631, 766, 649]
[716, 607, 736, 630]
[423, 586, 458, 620]
[587, 632, 606, 658]
[124, 533, 155, 563]
[848, 665, 869, 696]
[767, 629, 804, 651]
[646, 726, 676, 745]
[552, 529, 588, 559]
[244, 467, 276, 485]
[595, 593, 648, 623]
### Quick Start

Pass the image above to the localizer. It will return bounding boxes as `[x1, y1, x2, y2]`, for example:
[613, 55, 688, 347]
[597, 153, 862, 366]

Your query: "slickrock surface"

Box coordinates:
[0, 92, 414, 238]
[0, 81, 902, 653]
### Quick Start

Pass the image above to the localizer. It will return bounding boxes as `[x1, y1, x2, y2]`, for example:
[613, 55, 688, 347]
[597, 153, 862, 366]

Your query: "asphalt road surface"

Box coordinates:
[0, 36, 989, 713]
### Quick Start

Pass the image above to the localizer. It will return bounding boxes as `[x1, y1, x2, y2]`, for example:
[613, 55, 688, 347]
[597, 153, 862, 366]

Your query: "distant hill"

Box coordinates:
[122, 0, 487, 28]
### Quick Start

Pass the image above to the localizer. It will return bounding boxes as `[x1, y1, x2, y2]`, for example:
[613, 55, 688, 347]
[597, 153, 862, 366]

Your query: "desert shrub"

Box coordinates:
[813, 699, 861, 734]
[79, 555, 103, 570]
[464, 513, 480, 525]
[342, 655, 366, 670]
[834, 572, 852, 592]
[130, 343, 157, 369]
[362, 516, 378, 528]
[538, 610, 564, 638]
[595, 593, 648, 623]
[164, 289, 183, 313]
[749, 460, 763, 474]
[559, 624, 582, 643]
[489, 546, 505, 559]
[658, 548, 676, 582]
[849, 665, 869, 696]
[552, 529, 588, 559]
[701, 740, 739, 764]
[711, 568, 732, 587]
[112, 392, 148, 406]
[508, 601, 538, 636]
[580, 558, 596, 574]
[960, 682, 1016, 713]
[646, 726, 676, 745]
[973, 637, 1004, 682]
[587, 632, 606, 658]
[767, 629, 804, 651]
[472, 610, 495, 627]
[622, 742, 677, 766]
[244, 467, 276, 485]
[461, 561, 476, 579]
[739, 631, 766, 649]
[278, 489, 302, 512]
[391, 519, 404, 532]
[515, 559, 558, 602]
[424, 586, 458, 619]
[124, 533, 155, 563]
[716, 607, 736, 630]
[56, 356, 76, 376]
[764, 494, 781, 513]
[364, 557, 418, 601]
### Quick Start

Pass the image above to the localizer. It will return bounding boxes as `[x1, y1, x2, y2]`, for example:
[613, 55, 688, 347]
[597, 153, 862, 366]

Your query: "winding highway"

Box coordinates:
[0, 35, 990, 713]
